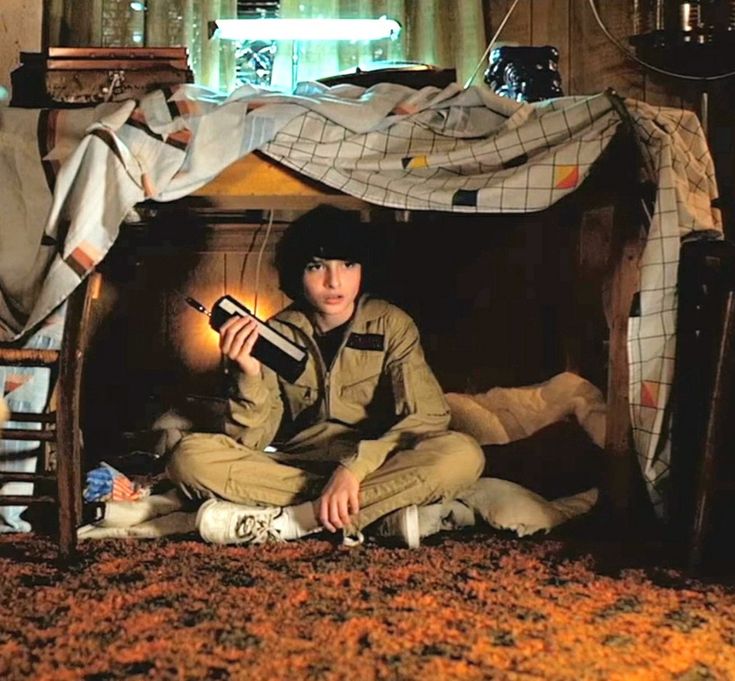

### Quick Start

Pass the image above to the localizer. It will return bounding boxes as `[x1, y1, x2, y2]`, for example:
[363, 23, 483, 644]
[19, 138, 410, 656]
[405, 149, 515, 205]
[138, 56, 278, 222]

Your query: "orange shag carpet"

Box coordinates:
[1, 532, 734, 681]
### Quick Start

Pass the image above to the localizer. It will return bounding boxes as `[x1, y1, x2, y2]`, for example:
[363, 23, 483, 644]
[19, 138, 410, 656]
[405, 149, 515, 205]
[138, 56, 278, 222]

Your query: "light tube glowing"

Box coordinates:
[210, 17, 401, 42]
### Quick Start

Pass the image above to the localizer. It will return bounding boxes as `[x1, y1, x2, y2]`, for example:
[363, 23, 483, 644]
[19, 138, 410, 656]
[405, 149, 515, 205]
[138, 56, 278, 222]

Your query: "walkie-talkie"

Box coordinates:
[185, 295, 307, 382]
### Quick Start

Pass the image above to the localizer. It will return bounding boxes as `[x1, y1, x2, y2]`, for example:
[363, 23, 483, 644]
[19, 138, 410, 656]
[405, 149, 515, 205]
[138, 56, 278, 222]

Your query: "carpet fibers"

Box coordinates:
[1, 532, 734, 680]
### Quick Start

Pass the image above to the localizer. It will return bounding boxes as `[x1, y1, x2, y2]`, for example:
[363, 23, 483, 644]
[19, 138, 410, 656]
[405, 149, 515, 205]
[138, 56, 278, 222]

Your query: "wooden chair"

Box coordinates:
[689, 289, 735, 569]
[0, 273, 99, 560]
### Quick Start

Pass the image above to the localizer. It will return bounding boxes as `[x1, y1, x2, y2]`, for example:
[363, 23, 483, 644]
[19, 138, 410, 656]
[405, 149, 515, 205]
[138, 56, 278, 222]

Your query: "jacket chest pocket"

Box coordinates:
[340, 372, 382, 407]
[338, 350, 384, 408]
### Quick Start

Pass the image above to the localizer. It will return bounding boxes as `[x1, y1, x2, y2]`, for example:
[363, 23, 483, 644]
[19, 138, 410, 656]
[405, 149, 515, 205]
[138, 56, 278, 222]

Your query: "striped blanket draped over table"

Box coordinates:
[0, 82, 722, 523]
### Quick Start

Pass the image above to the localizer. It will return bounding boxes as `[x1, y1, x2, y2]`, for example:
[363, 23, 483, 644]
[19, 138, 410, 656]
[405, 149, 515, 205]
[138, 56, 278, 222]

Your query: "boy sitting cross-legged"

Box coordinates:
[167, 205, 483, 547]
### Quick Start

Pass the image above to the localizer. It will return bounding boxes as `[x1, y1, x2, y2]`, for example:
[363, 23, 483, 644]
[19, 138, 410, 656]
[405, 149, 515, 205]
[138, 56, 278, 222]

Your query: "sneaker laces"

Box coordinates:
[342, 529, 365, 547]
[234, 510, 285, 544]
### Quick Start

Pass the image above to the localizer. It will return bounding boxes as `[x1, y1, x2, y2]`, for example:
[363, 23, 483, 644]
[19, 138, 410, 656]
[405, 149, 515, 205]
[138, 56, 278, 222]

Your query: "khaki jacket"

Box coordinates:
[225, 296, 451, 481]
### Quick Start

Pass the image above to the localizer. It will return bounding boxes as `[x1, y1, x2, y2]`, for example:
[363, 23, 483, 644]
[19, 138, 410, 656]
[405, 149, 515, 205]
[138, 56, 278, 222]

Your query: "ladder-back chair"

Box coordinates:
[0, 273, 99, 559]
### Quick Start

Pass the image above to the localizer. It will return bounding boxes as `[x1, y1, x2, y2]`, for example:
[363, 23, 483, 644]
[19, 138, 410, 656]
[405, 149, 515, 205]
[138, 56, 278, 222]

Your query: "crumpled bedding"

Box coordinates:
[446, 371, 606, 448]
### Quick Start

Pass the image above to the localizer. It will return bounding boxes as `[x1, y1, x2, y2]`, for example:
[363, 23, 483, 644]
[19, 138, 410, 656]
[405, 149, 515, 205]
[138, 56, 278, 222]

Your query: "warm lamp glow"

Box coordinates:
[210, 17, 401, 42]
[180, 290, 283, 367]
[251, 298, 280, 322]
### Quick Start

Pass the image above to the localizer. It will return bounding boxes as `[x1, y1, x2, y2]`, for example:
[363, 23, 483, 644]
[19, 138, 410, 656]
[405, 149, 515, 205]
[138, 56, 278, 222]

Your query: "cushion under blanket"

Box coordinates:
[457, 479, 599, 538]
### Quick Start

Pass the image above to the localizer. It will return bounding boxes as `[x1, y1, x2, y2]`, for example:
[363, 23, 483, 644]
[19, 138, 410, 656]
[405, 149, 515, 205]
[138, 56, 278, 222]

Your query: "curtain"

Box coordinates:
[44, 0, 489, 91]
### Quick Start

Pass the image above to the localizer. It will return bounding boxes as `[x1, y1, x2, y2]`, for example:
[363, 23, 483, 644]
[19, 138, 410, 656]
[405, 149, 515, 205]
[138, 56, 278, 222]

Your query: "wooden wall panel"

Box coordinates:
[530, 0, 571, 92]
[568, 0, 644, 99]
[86, 219, 292, 440]
[643, 66, 701, 111]
[0, 0, 42, 103]
[168, 253, 226, 383]
[487, 0, 531, 46]
[222, 223, 290, 321]
[383, 211, 580, 394]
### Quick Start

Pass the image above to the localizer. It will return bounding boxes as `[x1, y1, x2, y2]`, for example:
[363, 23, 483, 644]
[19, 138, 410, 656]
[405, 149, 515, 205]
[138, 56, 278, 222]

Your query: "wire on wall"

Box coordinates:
[253, 209, 275, 316]
[463, 0, 523, 89]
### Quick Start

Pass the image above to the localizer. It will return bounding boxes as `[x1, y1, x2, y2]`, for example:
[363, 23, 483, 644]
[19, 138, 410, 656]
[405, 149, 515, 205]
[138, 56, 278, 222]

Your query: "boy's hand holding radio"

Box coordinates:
[219, 315, 262, 377]
[186, 295, 307, 382]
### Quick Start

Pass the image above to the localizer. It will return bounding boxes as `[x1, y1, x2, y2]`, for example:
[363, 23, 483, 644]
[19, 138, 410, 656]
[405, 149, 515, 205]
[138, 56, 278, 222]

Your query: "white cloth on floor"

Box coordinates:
[93, 488, 183, 527]
[77, 511, 196, 540]
[77, 489, 188, 540]
[457, 478, 599, 538]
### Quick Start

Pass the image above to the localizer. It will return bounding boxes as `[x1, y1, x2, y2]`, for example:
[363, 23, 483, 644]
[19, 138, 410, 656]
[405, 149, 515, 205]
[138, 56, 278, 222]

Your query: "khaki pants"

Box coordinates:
[167, 431, 484, 529]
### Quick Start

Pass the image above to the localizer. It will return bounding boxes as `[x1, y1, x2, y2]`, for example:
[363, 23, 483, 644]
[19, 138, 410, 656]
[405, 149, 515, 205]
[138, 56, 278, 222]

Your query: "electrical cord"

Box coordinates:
[252, 209, 275, 316]
[587, 0, 735, 82]
[463, 0, 523, 88]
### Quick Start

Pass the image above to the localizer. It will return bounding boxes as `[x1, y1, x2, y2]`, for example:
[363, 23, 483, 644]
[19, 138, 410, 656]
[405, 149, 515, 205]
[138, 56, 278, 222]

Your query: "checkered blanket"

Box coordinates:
[0, 82, 723, 519]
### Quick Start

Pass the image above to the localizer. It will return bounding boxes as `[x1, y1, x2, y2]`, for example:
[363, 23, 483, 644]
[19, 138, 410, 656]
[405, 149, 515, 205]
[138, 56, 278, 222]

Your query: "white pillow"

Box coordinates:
[457, 477, 598, 537]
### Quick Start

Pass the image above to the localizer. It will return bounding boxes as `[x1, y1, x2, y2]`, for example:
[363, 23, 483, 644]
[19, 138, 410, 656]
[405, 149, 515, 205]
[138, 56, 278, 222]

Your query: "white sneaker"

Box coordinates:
[196, 499, 292, 545]
[373, 500, 476, 549]
[373, 504, 420, 548]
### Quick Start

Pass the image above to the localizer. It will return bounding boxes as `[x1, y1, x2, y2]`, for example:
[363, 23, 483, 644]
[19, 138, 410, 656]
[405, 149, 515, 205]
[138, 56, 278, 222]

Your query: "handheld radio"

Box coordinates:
[185, 295, 306, 382]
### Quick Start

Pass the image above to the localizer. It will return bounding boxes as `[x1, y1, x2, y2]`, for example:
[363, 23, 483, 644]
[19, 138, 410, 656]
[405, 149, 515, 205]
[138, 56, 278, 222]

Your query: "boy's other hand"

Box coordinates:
[219, 315, 261, 377]
[319, 466, 359, 533]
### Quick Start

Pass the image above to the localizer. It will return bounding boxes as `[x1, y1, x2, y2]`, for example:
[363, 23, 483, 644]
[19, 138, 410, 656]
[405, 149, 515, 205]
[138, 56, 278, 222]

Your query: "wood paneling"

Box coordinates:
[569, 0, 643, 99]
[222, 221, 290, 321]
[0, 0, 42, 102]
[708, 80, 735, 239]
[487, 0, 531, 46]
[530, 0, 570, 90]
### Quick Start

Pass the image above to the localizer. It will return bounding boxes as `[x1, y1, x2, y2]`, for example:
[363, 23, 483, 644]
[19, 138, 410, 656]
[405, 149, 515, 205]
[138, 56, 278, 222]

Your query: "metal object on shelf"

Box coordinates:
[10, 47, 193, 108]
[484, 46, 564, 103]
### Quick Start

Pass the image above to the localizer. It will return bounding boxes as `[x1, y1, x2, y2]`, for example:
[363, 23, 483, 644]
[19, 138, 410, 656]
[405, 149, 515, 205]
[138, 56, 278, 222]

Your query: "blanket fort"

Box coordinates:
[0, 82, 723, 515]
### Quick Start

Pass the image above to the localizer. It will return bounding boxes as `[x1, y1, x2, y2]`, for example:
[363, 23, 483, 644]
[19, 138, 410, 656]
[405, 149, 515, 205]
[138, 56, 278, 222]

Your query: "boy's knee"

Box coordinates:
[166, 439, 196, 487]
[166, 433, 222, 488]
[420, 431, 485, 492]
[444, 432, 485, 484]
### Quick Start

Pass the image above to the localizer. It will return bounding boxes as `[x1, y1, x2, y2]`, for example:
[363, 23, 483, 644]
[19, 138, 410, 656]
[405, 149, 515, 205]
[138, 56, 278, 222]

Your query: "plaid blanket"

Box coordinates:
[0, 82, 722, 518]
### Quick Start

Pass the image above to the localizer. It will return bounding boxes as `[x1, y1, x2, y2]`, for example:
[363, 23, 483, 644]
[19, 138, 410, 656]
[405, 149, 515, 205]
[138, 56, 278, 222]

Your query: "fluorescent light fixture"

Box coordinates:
[210, 17, 401, 42]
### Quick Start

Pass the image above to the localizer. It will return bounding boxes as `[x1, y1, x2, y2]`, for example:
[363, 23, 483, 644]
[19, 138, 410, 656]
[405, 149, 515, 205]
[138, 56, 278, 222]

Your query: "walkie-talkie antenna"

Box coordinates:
[185, 296, 211, 317]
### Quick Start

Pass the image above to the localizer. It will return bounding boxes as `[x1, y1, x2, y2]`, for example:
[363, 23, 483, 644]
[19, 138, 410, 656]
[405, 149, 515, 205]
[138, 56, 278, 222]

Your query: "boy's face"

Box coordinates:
[302, 257, 362, 328]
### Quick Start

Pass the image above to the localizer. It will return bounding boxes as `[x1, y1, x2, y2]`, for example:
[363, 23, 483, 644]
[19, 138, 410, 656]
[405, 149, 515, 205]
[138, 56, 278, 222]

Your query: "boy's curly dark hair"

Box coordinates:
[274, 205, 373, 302]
